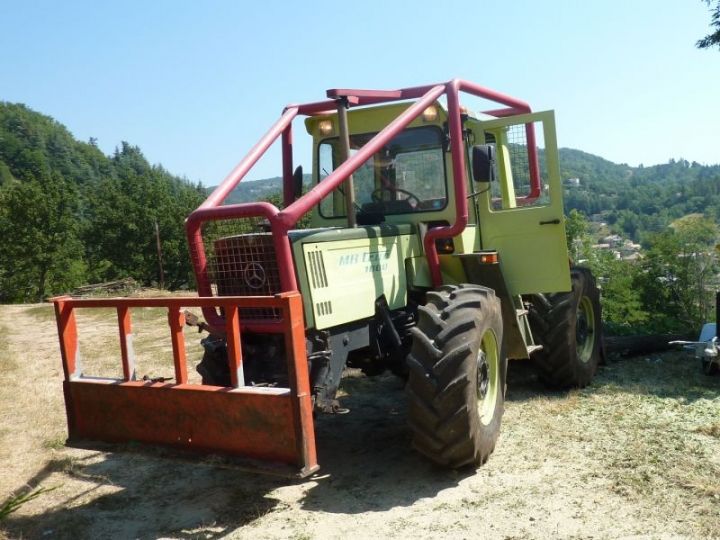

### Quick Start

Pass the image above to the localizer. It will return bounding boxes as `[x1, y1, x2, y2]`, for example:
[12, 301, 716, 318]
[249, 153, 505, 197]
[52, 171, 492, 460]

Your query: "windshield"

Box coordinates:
[318, 126, 447, 218]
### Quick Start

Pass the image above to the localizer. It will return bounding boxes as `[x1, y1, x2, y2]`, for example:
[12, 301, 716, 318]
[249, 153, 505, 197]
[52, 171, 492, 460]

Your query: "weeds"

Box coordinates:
[24, 304, 55, 323]
[2, 300, 719, 539]
[42, 436, 66, 450]
[0, 487, 57, 521]
[695, 422, 720, 438]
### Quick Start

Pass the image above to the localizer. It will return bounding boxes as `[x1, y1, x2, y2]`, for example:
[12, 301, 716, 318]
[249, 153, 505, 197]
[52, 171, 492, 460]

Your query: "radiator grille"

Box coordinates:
[200, 218, 281, 320]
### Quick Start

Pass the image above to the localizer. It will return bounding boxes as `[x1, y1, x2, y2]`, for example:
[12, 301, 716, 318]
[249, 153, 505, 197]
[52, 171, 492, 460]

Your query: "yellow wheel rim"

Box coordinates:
[477, 330, 499, 426]
[576, 296, 596, 363]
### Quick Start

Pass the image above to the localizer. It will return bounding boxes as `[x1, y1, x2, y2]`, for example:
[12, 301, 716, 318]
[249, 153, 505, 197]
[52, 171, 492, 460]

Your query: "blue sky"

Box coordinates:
[1, 1, 718, 185]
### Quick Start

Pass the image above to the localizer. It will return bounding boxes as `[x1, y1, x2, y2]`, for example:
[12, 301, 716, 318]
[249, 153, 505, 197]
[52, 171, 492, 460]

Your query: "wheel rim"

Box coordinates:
[576, 296, 596, 363]
[477, 330, 499, 426]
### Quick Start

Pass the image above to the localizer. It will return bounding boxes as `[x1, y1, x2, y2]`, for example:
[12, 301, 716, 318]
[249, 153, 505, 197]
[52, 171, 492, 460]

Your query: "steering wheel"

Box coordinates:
[371, 186, 421, 208]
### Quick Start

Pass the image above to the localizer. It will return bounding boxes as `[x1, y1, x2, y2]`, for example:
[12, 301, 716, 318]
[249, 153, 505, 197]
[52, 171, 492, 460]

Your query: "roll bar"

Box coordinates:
[186, 78, 540, 293]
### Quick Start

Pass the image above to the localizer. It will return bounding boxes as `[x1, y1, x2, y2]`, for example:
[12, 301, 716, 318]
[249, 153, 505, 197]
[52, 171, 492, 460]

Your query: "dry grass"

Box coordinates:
[71, 305, 205, 383]
[0, 302, 718, 539]
[695, 422, 720, 438]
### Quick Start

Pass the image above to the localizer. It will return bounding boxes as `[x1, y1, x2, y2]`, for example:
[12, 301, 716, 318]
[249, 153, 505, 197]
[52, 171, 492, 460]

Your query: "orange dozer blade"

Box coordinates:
[52, 293, 319, 478]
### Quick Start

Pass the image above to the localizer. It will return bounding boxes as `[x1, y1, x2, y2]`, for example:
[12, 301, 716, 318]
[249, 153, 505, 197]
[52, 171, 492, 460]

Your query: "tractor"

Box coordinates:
[52, 79, 602, 476]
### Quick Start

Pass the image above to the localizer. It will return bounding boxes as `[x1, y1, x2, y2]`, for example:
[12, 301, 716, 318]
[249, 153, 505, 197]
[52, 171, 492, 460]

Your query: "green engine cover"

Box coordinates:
[290, 225, 421, 329]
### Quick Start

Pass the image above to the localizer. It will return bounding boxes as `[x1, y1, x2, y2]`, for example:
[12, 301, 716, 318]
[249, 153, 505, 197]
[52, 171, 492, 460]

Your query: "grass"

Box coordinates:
[42, 436, 66, 450]
[19, 296, 207, 384]
[0, 487, 57, 521]
[0, 323, 13, 373]
[506, 353, 720, 537]
[70, 305, 205, 382]
[24, 304, 55, 323]
[695, 422, 720, 438]
[1, 301, 719, 539]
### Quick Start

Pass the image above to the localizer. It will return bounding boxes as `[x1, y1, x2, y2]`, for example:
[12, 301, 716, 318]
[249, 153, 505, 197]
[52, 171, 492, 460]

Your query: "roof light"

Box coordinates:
[422, 105, 438, 122]
[318, 119, 333, 136]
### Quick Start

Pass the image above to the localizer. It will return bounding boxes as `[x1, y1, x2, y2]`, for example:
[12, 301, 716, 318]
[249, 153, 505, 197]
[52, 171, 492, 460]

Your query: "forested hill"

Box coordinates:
[0, 102, 206, 302]
[220, 148, 720, 243]
[1, 101, 719, 303]
[558, 149, 720, 241]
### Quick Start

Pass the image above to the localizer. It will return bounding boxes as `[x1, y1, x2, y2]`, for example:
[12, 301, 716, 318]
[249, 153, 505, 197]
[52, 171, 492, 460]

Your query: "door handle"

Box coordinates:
[539, 218, 561, 225]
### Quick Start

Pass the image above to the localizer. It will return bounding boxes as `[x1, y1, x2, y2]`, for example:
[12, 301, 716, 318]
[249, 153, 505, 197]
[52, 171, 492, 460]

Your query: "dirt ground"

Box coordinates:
[0, 302, 718, 540]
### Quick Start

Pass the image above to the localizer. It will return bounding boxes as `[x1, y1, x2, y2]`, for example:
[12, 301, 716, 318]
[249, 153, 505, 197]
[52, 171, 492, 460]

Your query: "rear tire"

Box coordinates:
[702, 359, 719, 376]
[528, 267, 602, 388]
[406, 285, 506, 468]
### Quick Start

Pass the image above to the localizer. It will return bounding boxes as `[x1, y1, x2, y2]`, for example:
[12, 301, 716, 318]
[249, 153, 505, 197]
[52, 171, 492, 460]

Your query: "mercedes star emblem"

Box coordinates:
[243, 262, 267, 290]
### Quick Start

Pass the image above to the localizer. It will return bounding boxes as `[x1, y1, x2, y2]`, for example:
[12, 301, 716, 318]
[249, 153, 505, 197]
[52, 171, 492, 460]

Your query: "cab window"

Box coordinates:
[318, 126, 447, 218]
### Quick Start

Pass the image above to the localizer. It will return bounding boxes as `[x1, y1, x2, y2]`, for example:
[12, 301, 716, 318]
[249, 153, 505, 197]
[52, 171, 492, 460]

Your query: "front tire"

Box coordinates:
[197, 338, 231, 386]
[528, 267, 602, 388]
[406, 285, 507, 468]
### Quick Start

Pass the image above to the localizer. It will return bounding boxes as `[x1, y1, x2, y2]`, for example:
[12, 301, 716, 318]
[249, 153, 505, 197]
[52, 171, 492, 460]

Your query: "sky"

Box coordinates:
[1, 1, 718, 186]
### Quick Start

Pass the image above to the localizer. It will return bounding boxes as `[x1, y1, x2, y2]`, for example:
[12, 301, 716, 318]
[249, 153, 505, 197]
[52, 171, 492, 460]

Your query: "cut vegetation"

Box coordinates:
[0, 303, 718, 539]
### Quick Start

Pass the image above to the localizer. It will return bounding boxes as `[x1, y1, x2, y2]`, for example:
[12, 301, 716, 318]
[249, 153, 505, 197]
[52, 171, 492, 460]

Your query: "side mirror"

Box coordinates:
[292, 165, 303, 200]
[472, 144, 496, 183]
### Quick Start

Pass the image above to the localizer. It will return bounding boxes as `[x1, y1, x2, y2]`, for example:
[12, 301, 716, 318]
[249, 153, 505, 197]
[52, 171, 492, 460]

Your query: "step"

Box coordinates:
[526, 345, 543, 355]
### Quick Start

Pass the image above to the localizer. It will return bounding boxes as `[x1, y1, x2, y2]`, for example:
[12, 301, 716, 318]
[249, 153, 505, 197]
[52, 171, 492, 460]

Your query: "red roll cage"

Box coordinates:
[185, 79, 540, 310]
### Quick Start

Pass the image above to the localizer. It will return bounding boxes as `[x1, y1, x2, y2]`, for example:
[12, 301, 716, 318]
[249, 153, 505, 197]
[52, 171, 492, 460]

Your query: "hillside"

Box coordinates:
[216, 175, 312, 204]
[2, 100, 719, 307]
[559, 150, 720, 241]
[0, 102, 206, 302]
[215, 148, 720, 243]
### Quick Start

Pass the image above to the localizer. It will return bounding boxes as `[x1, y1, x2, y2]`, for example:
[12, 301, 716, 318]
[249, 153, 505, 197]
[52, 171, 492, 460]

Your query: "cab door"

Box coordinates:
[472, 110, 571, 295]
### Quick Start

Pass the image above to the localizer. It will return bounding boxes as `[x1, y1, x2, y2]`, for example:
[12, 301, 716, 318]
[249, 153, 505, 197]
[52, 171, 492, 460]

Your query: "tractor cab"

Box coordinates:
[306, 104, 451, 227]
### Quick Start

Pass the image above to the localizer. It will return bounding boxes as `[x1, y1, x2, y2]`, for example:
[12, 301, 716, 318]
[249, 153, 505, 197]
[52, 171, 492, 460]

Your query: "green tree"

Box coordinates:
[565, 208, 590, 261]
[698, 0, 720, 49]
[0, 174, 86, 302]
[562, 209, 649, 334]
[635, 216, 719, 333]
[587, 252, 649, 335]
[82, 144, 204, 288]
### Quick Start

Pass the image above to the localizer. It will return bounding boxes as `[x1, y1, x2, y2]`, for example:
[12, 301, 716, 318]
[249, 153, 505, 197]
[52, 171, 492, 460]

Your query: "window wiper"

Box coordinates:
[335, 184, 364, 214]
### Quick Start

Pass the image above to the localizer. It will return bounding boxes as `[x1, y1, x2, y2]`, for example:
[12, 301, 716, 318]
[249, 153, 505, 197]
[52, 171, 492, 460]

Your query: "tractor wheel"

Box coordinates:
[528, 267, 602, 388]
[406, 284, 506, 468]
[702, 359, 719, 376]
[196, 339, 231, 387]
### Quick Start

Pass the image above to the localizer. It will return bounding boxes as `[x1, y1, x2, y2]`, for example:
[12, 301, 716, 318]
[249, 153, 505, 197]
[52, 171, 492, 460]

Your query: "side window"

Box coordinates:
[480, 121, 550, 210]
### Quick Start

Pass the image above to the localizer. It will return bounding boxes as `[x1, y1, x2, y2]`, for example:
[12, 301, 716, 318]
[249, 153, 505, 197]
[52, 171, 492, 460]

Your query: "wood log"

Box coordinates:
[603, 333, 690, 356]
[72, 277, 138, 295]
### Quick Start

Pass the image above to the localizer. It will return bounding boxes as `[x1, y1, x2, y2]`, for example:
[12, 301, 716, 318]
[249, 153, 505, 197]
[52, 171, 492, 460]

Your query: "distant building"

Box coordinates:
[622, 252, 642, 262]
[602, 234, 623, 247]
[565, 177, 581, 187]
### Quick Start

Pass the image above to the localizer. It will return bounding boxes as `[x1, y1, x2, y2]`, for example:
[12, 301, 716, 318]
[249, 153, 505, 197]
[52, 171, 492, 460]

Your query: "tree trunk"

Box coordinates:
[603, 333, 690, 357]
[37, 266, 48, 302]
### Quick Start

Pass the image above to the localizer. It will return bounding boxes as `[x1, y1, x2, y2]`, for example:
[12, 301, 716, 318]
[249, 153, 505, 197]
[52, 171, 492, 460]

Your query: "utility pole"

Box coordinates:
[154, 221, 165, 290]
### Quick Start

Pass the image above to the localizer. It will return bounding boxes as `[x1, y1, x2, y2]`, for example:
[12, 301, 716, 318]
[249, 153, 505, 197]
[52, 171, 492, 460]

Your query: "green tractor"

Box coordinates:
[52, 79, 602, 474]
[188, 79, 602, 468]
